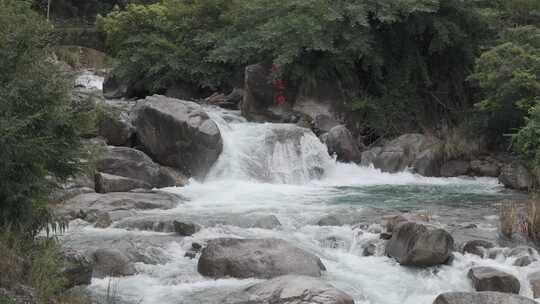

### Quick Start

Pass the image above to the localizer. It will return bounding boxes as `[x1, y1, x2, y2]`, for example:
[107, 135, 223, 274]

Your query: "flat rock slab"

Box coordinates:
[58, 191, 182, 221]
[198, 238, 326, 279]
[433, 292, 535, 304]
[222, 275, 354, 304]
[468, 267, 520, 294]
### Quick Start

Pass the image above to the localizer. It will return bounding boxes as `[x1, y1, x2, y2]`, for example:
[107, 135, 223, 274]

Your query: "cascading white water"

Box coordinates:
[61, 92, 534, 304]
[206, 107, 334, 184]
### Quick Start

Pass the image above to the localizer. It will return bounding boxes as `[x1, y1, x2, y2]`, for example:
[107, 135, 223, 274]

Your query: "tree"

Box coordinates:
[0, 0, 82, 235]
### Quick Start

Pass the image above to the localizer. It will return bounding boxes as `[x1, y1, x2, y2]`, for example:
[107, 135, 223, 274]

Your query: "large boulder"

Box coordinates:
[197, 238, 325, 279]
[386, 222, 454, 267]
[321, 125, 361, 162]
[499, 162, 533, 191]
[132, 95, 223, 179]
[362, 134, 442, 176]
[222, 275, 354, 304]
[97, 146, 161, 186]
[468, 267, 520, 294]
[103, 73, 128, 99]
[241, 63, 274, 121]
[433, 292, 536, 304]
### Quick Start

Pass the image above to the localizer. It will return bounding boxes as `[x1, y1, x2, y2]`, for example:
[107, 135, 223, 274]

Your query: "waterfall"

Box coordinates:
[205, 106, 334, 184]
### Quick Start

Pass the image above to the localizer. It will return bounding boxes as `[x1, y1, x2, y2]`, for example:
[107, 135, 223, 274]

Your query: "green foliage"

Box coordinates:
[0, 0, 83, 235]
[30, 239, 67, 302]
[515, 103, 540, 167]
[98, 0, 235, 92]
[469, 25, 540, 148]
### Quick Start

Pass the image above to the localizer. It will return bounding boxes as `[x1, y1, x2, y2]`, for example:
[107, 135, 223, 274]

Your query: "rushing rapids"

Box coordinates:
[60, 91, 537, 304]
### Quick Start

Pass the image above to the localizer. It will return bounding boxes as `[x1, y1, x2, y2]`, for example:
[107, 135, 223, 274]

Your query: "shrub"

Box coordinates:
[0, 0, 83, 235]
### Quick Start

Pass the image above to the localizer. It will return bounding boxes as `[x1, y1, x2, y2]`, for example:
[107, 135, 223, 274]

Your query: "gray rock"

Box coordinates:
[95, 172, 152, 193]
[94, 212, 112, 228]
[313, 114, 340, 134]
[198, 238, 325, 279]
[241, 64, 275, 121]
[173, 221, 201, 236]
[528, 271, 540, 298]
[386, 222, 454, 267]
[441, 160, 471, 177]
[103, 73, 128, 99]
[317, 211, 366, 227]
[157, 166, 188, 187]
[61, 248, 92, 288]
[58, 191, 181, 221]
[499, 162, 533, 191]
[249, 215, 281, 229]
[321, 125, 361, 162]
[363, 243, 377, 256]
[98, 110, 134, 146]
[222, 275, 354, 304]
[461, 240, 494, 257]
[363, 134, 441, 176]
[91, 248, 136, 278]
[468, 267, 520, 294]
[433, 292, 536, 304]
[514, 256, 534, 267]
[471, 160, 500, 177]
[132, 95, 223, 179]
[97, 146, 161, 186]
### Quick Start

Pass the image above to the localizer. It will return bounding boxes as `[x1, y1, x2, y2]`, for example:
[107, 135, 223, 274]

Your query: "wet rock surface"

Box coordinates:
[198, 238, 326, 279]
[433, 292, 536, 304]
[222, 275, 355, 304]
[386, 222, 454, 267]
[468, 267, 520, 294]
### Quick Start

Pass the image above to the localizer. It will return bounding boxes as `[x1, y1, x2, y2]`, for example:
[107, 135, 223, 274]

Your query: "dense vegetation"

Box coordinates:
[0, 0, 82, 235]
[98, 0, 540, 164]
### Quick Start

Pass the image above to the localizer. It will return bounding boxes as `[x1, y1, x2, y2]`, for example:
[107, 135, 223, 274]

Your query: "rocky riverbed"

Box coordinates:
[49, 72, 540, 304]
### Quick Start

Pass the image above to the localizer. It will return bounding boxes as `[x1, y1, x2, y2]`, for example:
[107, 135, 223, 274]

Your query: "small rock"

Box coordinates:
[461, 240, 494, 257]
[468, 267, 520, 294]
[61, 249, 92, 289]
[173, 221, 201, 236]
[380, 233, 392, 240]
[91, 248, 136, 278]
[363, 243, 377, 256]
[94, 213, 112, 228]
[514, 256, 534, 267]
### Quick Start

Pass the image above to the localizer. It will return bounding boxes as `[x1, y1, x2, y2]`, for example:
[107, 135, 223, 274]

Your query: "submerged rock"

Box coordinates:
[222, 275, 354, 304]
[386, 222, 454, 267]
[132, 95, 223, 179]
[91, 248, 136, 278]
[461, 240, 494, 257]
[433, 292, 535, 304]
[173, 221, 201, 236]
[528, 271, 540, 298]
[468, 267, 520, 294]
[197, 238, 325, 279]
